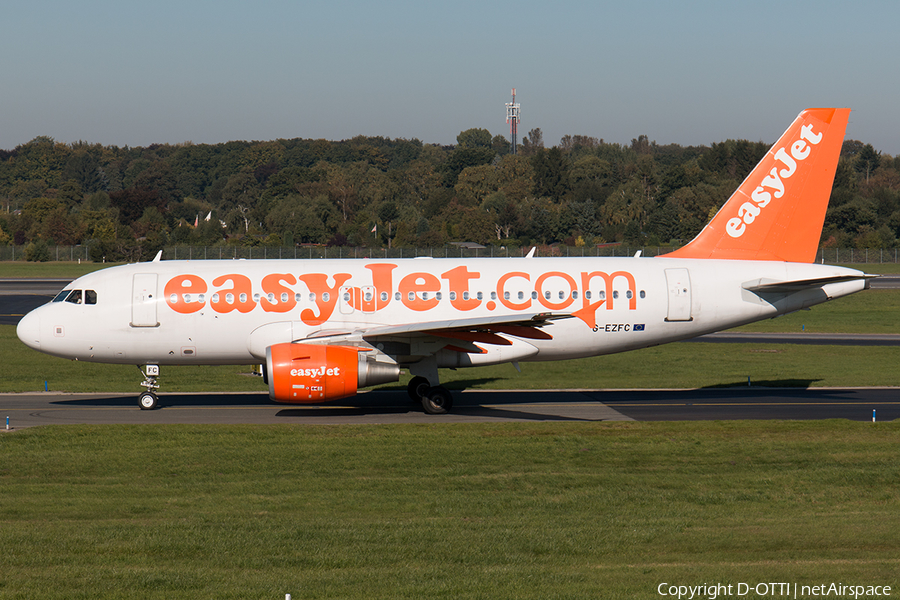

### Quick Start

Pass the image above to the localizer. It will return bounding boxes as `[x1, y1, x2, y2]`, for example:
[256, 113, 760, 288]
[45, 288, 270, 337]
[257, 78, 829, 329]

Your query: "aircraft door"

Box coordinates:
[131, 273, 159, 327]
[361, 286, 376, 313]
[339, 286, 355, 315]
[664, 268, 692, 322]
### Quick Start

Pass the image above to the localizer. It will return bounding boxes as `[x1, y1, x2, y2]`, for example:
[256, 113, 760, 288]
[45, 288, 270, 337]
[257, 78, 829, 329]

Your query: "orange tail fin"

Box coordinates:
[664, 108, 850, 263]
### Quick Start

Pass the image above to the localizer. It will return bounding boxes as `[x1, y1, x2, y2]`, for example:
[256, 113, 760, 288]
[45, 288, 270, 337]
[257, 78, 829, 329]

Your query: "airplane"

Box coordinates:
[16, 108, 874, 414]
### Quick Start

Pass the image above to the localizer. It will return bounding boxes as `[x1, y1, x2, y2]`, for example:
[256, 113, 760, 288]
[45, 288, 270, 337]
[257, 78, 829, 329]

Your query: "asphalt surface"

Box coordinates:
[0, 387, 896, 429]
[0, 279, 69, 325]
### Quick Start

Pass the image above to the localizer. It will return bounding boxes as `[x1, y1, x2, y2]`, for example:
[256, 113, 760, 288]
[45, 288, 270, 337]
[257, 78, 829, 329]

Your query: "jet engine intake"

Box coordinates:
[266, 342, 399, 403]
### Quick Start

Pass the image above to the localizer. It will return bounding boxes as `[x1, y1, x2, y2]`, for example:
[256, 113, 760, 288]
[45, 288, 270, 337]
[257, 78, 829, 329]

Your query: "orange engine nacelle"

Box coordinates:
[266, 343, 400, 404]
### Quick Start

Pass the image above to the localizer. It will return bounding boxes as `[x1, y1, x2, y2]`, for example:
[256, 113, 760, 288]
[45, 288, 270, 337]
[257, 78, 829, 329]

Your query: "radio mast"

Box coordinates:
[505, 88, 520, 155]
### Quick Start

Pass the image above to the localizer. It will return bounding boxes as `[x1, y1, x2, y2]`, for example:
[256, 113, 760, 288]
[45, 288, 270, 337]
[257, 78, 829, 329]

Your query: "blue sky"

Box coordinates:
[3, 1, 899, 153]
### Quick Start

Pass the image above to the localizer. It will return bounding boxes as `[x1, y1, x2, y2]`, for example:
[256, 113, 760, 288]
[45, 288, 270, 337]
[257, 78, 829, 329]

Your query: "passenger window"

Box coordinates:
[65, 290, 83, 304]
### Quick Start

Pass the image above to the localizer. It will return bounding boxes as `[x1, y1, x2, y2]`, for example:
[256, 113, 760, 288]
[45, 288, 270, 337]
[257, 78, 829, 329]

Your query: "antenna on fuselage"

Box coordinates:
[152, 250, 162, 263]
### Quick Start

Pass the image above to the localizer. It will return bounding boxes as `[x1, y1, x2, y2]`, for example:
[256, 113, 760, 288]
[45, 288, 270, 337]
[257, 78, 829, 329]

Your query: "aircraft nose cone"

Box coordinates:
[16, 309, 41, 350]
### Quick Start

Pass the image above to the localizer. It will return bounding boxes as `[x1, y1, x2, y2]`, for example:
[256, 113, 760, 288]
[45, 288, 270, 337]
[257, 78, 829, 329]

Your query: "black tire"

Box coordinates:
[138, 392, 158, 410]
[421, 386, 453, 415]
[407, 376, 430, 402]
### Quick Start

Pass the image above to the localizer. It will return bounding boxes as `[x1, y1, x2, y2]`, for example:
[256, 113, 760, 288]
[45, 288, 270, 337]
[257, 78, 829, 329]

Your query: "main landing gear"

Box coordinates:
[407, 376, 454, 415]
[138, 364, 160, 410]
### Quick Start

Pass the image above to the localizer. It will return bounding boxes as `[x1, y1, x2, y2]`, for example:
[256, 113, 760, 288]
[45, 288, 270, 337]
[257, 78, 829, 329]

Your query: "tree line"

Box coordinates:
[0, 125, 896, 262]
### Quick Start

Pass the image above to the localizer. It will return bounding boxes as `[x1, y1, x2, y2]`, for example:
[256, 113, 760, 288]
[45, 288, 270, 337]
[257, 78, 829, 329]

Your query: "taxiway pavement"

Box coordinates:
[1, 387, 896, 429]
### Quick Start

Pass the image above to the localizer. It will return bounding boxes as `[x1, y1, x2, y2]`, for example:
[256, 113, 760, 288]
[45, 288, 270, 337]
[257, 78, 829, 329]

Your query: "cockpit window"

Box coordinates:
[54, 289, 98, 305]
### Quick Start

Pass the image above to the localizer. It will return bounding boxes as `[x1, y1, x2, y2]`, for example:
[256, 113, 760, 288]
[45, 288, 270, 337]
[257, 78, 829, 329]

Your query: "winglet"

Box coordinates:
[664, 108, 850, 263]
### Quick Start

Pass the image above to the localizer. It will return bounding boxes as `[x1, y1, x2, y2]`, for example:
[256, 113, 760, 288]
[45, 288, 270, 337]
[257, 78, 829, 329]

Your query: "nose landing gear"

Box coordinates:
[138, 364, 160, 410]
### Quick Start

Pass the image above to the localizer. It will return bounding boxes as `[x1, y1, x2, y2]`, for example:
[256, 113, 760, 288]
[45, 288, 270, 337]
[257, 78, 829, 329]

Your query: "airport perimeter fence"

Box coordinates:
[1, 244, 899, 264]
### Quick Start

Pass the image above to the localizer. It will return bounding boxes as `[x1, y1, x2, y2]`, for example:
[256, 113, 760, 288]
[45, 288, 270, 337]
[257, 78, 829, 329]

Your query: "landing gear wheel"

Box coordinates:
[138, 391, 159, 410]
[137, 364, 160, 410]
[407, 376, 430, 402]
[421, 386, 453, 415]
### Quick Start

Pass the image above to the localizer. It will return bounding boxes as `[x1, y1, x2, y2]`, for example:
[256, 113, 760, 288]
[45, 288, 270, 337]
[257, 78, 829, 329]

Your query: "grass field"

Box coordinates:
[0, 422, 898, 599]
[736, 288, 900, 333]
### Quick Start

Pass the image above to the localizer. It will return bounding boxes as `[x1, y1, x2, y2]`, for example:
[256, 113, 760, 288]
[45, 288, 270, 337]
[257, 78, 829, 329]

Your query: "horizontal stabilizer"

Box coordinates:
[742, 274, 877, 294]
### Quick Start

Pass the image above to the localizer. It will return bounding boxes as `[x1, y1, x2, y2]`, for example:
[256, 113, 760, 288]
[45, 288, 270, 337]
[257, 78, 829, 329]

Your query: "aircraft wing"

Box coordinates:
[361, 312, 571, 339]
[743, 274, 878, 294]
[297, 312, 572, 354]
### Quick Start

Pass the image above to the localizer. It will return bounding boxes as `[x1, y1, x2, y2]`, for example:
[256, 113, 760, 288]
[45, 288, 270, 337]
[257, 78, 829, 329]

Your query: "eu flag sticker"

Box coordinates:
[633, 324, 645, 331]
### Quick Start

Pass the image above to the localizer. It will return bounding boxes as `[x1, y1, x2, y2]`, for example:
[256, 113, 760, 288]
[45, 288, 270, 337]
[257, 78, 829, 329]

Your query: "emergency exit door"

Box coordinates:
[664, 268, 692, 322]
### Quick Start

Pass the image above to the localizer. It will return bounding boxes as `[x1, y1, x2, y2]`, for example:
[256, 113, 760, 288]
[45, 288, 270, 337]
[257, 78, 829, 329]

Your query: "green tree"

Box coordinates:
[109, 187, 162, 225]
[855, 144, 881, 183]
[63, 149, 103, 194]
[377, 201, 400, 248]
[520, 128, 543, 156]
[456, 128, 492, 149]
[531, 147, 568, 200]
[24, 238, 50, 261]
[265, 195, 330, 244]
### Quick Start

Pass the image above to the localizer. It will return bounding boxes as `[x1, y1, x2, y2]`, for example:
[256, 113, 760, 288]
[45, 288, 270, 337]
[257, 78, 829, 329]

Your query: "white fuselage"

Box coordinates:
[16, 256, 867, 368]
